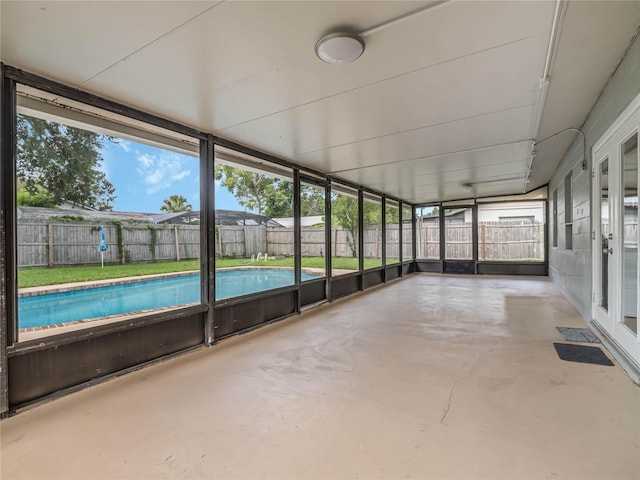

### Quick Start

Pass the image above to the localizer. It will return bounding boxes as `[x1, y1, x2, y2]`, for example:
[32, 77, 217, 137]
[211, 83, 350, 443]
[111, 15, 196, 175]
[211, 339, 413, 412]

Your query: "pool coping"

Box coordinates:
[16, 265, 342, 338]
[18, 265, 331, 298]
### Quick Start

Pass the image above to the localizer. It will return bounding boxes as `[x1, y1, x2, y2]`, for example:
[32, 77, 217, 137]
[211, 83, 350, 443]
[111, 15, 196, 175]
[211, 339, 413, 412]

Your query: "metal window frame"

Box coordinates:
[1, 64, 424, 412]
[414, 195, 549, 275]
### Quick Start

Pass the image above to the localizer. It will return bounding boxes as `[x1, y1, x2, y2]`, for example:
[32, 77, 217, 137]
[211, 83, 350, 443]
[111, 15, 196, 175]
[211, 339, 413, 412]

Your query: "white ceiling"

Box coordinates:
[2, 1, 639, 204]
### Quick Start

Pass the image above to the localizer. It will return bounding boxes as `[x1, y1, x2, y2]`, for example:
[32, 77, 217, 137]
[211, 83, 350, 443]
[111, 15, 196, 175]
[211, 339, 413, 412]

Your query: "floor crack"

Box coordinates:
[440, 377, 461, 424]
[440, 358, 480, 424]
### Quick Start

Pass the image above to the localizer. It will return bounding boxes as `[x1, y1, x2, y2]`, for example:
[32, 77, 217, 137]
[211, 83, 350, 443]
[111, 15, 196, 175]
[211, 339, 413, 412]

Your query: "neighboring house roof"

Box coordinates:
[417, 208, 468, 221]
[17, 206, 154, 223]
[273, 215, 323, 227]
[19, 206, 283, 228]
[150, 211, 200, 224]
[214, 210, 283, 227]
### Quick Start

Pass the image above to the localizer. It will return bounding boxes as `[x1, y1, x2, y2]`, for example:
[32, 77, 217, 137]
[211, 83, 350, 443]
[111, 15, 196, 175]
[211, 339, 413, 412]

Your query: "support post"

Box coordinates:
[1, 66, 17, 415]
[381, 196, 387, 282]
[293, 169, 301, 312]
[358, 189, 364, 289]
[201, 135, 216, 346]
[398, 202, 403, 276]
[412, 205, 417, 265]
[325, 180, 332, 300]
[174, 226, 180, 261]
[472, 203, 479, 274]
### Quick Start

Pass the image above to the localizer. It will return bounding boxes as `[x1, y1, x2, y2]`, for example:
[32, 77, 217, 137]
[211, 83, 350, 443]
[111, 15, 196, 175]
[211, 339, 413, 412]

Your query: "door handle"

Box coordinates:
[608, 247, 613, 255]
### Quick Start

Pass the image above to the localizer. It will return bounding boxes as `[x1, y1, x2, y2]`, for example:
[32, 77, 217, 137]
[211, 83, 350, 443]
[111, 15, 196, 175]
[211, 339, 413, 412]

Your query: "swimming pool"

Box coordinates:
[18, 269, 320, 329]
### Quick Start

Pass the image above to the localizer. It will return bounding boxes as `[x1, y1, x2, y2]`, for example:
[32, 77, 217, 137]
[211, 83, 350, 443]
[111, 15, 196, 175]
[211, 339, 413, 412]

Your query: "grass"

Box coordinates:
[18, 257, 393, 288]
[18, 260, 201, 288]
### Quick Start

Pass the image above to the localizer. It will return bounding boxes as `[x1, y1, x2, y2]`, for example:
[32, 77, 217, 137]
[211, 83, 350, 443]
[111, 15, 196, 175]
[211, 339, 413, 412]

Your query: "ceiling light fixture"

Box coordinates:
[315, 32, 365, 64]
[315, 0, 450, 64]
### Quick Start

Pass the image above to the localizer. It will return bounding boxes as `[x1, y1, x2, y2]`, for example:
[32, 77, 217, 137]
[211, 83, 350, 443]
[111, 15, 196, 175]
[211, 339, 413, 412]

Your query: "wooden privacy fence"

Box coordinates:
[416, 222, 545, 261]
[18, 220, 555, 267]
[478, 221, 544, 261]
[18, 221, 200, 267]
[268, 225, 413, 259]
[216, 226, 265, 258]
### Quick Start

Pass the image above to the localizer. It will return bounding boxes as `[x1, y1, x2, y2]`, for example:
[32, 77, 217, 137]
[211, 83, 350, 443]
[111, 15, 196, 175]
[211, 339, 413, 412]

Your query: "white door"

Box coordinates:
[592, 95, 640, 365]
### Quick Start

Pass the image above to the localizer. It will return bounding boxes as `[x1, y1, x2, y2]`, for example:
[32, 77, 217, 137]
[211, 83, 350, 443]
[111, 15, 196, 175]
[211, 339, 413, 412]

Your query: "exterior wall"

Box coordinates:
[477, 203, 545, 223]
[549, 32, 640, 321]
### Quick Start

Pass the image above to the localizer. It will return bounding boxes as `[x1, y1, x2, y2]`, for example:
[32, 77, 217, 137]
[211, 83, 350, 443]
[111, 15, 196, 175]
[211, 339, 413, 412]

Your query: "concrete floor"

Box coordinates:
[2, 274, 639, 479]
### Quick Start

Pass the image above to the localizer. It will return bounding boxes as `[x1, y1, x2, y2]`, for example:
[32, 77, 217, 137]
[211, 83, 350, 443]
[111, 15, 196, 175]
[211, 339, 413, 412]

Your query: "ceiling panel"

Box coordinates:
[221, 36, 542, 159]
[528, 0, 640, 188]
[336, 141, 532, 202]
[1, 1, 638, 205]
[289, 105, 533, 174]
[80, 1, 552, 131]
[0, 1, 218, 84]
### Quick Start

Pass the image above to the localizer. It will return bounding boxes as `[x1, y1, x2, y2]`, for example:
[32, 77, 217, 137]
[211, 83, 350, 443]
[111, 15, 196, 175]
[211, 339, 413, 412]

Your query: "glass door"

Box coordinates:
[593, 96, 640, 365]
[593, 151, 614, 329]
[619, 131, 638, 350]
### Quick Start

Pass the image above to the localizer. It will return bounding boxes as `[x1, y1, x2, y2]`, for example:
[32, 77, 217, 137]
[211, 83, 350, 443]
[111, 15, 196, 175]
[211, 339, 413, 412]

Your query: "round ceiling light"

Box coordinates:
[315, 32, 365, 64]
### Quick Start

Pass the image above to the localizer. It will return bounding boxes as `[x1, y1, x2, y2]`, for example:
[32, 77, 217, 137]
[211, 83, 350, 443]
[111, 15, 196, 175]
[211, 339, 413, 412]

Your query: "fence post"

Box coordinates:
[121, 226, 126, 265]
[174, 226, 180, 261]
[48, 221, 54, 267]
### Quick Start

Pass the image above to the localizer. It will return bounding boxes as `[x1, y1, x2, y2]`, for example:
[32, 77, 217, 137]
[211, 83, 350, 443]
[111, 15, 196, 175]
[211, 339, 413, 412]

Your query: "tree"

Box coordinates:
[215, 165, 327, 219]
[16, 179, 56, 208]
[17, 114, 116, 210]
[331, 195, 359, 257]
[301, 185, 325, 216]
[215, 165, 273, 216]
[385, 205, 400, 225]
[160, 194, 192, 213]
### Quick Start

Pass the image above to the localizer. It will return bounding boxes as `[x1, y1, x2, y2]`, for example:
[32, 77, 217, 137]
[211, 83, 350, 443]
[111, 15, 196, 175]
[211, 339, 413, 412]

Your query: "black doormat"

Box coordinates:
[553, 343, 614, 366]
[556, 327, 602, 343]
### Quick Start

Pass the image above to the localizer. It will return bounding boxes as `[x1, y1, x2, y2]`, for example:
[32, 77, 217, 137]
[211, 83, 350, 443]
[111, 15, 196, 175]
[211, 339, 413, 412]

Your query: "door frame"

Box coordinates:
[592, 92, 640, 365]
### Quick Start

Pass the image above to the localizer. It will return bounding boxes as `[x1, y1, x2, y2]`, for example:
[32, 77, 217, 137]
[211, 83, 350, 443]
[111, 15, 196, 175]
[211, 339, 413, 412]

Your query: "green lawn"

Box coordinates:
[19, 256, 388, 288]
[18, 260, 201, 288]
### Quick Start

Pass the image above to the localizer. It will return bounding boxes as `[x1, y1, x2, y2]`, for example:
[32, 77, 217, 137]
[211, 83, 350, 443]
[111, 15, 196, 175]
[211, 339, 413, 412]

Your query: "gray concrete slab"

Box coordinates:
[1, 274, 639, 479]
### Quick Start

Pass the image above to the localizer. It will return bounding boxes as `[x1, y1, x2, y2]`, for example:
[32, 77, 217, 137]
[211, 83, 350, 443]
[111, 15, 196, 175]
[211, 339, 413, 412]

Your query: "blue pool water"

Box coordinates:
[19, 269, 319, 329]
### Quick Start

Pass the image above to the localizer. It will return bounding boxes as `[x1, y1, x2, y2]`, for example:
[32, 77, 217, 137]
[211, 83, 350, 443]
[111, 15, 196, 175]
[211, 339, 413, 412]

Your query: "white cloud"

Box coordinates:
[171, 170, 191, 181]
[136, 151, 194, 194]
[118, 139, 132, 153]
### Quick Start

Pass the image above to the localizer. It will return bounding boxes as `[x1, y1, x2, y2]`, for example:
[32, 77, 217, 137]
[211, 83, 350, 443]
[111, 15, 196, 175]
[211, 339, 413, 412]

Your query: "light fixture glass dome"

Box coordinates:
[315, 32, 365, 64]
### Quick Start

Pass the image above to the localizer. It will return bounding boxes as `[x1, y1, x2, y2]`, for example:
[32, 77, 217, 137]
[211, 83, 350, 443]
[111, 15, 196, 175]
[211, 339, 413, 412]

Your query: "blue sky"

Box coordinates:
[101, 139, 242, 213]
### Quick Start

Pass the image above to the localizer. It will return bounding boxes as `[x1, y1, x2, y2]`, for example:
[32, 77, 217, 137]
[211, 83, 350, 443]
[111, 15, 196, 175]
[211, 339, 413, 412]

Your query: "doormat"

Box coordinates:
[556, 327, 601, 344]
[553, 343, 614, 366]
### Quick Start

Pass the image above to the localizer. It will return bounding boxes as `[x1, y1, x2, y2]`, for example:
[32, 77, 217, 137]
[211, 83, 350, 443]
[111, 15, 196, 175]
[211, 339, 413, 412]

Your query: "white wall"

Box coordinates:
[548, 33, 640, 321]
[477, 202, 545, 223]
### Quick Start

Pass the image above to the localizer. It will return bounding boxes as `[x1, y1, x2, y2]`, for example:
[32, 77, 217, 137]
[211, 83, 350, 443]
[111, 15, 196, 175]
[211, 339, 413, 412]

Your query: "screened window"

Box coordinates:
[214, 147, 297, 299]
[445, 207, 472, 260]
[330, 184, 360, 276]
[300, 180, 326, 281]
[477, 202, 545, 262]
[416, 205, 440, 260]
[16, 86, 201, 341]
[402, 204, 413, 261]
[363, 193, 383, 269]
[385, 200, 400, 265]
